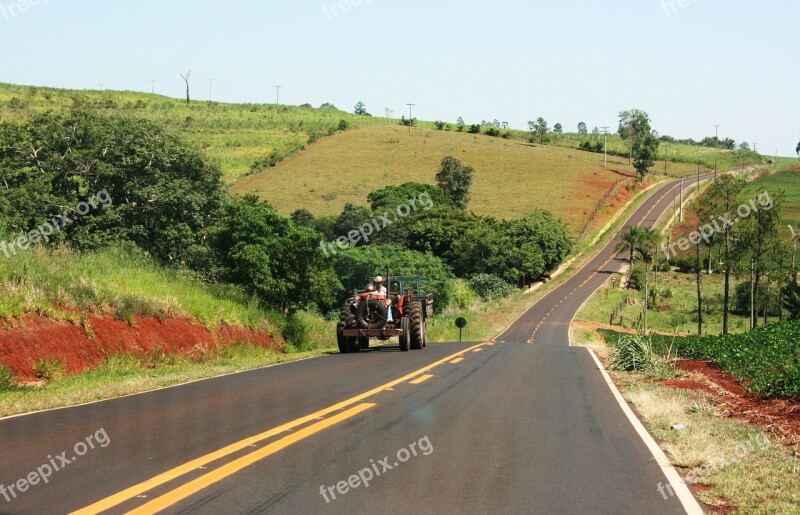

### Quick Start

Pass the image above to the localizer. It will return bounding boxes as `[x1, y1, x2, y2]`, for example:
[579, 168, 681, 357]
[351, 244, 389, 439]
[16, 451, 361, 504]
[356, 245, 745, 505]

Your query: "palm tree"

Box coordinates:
[615, 225, 644, 269]
[615, 226, 659, 334]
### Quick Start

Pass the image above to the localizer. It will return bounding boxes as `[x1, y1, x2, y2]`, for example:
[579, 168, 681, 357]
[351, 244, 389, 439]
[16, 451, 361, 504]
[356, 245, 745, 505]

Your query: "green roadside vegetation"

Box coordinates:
[570, 162, 800, 511]
[570, 327, 800, 512]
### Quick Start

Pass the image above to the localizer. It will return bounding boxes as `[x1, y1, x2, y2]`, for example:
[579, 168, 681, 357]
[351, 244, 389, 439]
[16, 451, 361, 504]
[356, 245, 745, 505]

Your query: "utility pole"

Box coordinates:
[753, 142, 758, 154]
[750, 257, 755, 330]
[713, 124, 720, 179]
[600, 126, 610, 166]
[275, 85, 281, 105]
[664, 144, 668, 175]
[406, 103, 415, 134]
[150, 80, 156, 94]
[208, 79, 213, 102]
[679, 174, 684, 222]
[789, 225, 798, 276]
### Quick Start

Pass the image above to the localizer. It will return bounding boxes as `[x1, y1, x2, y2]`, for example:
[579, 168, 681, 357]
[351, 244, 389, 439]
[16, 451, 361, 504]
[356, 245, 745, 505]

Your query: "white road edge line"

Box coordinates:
[587, 349, 704, 515]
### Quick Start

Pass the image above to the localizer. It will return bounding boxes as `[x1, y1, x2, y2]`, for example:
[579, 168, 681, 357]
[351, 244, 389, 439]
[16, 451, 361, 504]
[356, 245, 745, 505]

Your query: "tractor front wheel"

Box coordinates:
[399, 316, 410, 352]
[408, 302, 424, 350]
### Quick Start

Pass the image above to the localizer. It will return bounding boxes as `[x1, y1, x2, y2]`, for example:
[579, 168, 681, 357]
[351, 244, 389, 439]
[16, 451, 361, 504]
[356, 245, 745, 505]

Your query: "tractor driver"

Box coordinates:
[372, 276, 388, 298]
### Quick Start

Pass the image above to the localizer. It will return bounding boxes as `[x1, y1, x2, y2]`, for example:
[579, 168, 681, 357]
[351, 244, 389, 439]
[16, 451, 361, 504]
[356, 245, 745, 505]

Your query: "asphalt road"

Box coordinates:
[0, 174, 715, 514]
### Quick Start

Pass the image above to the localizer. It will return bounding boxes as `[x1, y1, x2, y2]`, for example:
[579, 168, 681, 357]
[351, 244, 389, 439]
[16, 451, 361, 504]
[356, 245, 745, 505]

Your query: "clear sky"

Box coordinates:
[1, 0, 798, 156]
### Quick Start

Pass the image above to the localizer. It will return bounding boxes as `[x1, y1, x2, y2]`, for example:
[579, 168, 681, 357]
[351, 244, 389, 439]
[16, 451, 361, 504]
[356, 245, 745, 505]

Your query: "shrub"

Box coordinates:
[282, 313, 308, 351]
[469, 274, 512, 300]
[449, 279, 479, 310]
[0, 365, 16, 390]
[33, 358, 66, 382]
[337, 119, 349, 131]
[609, 335, 668, 373]
[627, 265, 645, 290]
[484, 127, 500, 137]
[467, 124, 481, 134]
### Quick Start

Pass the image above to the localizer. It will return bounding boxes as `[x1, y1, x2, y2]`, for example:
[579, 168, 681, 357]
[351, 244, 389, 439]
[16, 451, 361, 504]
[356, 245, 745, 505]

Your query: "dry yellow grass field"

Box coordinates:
[232, 125, 651, 233]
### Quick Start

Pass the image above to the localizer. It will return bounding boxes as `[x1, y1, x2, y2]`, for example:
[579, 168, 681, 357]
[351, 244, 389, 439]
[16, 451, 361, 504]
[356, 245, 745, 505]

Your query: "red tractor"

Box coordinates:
[337, 274, 434, 353]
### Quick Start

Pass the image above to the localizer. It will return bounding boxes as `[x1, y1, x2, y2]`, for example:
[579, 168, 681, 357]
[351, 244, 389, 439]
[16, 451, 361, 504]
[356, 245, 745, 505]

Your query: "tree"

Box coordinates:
[739, 142, 751, 151]
[554, 123, 563, 133]
[528, 117, 548, 147]
[618, 109, 649, 164]
[367, 182, 451, 211]
[435, 156, 474, 209]
[615, 225, 645, 269]
[179, 70, 191, 104]
[592, 126, 599, 135]
[619, 110, 659, 181]
[632, 131, 659, 182]
[735, 191, 785, 328]
[705, 174, 746, 333]
[783, 279, 800, 320]
[577, 122, 588, 135]
[213, 198, 340, 312]
[0, 110, 224, 266]
[796, 139, 800, 156]
[354, 102, 368, 116]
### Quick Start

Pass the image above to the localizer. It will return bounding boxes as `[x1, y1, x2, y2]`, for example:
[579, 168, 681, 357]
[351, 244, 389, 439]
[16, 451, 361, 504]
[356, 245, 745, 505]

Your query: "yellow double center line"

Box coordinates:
[72, 341, 491, 514]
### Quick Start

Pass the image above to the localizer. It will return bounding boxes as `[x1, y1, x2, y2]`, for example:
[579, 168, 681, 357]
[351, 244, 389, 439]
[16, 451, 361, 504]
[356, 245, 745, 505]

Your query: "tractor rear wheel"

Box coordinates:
[336, 323, 349, 354]
[358, 335, 370, 350]
[399, 316, 410, 352]
[408, 302, 424, 350]
[340, 300, 356, 328]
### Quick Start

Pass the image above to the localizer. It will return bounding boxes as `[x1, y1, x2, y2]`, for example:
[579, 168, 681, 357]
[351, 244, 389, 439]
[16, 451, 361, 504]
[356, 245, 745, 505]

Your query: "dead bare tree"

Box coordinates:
[180, 70, 191, 104]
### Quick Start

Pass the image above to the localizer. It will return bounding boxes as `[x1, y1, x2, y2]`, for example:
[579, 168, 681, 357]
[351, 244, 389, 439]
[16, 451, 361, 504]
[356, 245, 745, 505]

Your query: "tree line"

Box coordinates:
[0, 111, 573, 316]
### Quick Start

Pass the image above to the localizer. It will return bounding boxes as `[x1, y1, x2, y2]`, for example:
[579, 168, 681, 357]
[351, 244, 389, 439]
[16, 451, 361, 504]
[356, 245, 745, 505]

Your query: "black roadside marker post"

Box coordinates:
[455, 317, 467, 342]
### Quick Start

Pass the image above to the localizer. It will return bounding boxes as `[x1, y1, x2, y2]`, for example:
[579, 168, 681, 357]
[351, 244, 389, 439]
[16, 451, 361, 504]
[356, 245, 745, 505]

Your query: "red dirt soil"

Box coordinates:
[0, 314, 282, 381]
[658, 359, 800, 449]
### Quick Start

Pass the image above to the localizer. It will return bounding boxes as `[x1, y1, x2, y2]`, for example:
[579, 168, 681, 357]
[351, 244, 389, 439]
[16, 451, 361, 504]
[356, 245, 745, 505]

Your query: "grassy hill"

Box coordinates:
[0, 82, 389, 184]
[0, 83, 761, 228]
[231, 124, 746, 234]
[742, 168, 800, 230]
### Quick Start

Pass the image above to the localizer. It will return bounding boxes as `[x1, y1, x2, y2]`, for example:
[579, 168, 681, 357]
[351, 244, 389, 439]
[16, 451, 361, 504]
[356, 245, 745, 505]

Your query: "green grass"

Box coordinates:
[546, 132, 764, 171]
[742, 168, 800, 231]
[0, 82, 391, 184]
[576, 269, 752, 336]
[0, 243, 280, 332]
